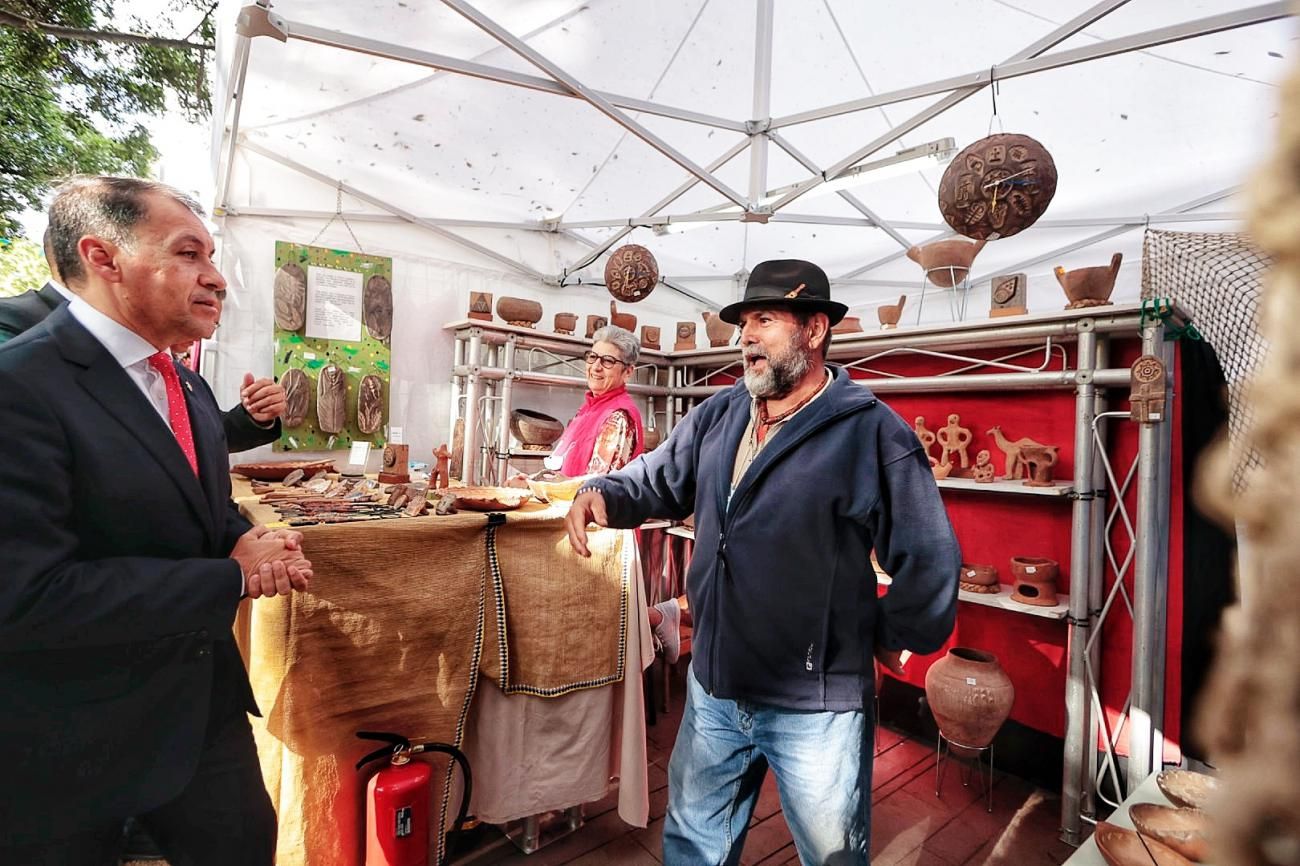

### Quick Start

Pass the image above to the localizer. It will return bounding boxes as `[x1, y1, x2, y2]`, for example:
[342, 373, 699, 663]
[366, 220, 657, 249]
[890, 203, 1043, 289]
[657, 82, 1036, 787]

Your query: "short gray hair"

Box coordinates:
[591, 324, 640, 366]
[48, 176, 205, 284]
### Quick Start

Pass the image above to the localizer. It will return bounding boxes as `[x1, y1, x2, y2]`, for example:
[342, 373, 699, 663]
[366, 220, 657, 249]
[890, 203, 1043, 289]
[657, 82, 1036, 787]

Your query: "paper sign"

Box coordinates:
[389, 426, 404, 444]
[305, 267, 363, 342]
[348, 441, 372, 467]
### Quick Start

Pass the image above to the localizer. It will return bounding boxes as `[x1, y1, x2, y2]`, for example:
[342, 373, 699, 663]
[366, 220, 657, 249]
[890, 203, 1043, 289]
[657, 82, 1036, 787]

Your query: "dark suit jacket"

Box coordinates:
[0, 283, 279, 452]
[0, 281, 64, 343]
[0, 306, 258, 840]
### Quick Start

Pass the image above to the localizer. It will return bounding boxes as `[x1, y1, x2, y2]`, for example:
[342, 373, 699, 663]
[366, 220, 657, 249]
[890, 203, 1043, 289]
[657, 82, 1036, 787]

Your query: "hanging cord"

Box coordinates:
[310, 183, 365, 252]
[987, 65, 1004, 136]
[1140, 297, 1203, 342]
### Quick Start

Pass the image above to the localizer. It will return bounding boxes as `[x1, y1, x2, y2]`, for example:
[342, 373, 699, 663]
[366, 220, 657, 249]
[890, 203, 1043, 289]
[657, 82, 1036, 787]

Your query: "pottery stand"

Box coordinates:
[916, 267, 976, 324]
[935, 735, 997, 813]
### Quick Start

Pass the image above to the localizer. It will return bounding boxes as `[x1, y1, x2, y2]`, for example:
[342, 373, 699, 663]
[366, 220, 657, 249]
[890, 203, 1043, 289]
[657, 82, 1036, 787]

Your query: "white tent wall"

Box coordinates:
[210, 0, 1292, 460]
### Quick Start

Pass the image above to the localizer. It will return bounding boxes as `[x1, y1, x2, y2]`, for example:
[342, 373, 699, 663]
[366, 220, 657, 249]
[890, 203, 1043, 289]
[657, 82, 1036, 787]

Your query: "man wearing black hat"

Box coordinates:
[567, 259, 960, 865]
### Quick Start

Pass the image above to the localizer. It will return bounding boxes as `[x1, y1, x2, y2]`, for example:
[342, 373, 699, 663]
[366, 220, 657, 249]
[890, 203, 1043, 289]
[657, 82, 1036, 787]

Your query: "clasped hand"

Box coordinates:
[231, 525, 313, 599]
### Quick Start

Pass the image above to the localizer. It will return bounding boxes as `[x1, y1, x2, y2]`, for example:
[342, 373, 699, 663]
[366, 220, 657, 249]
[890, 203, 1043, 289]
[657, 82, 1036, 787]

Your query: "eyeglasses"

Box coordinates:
[583, 351, 629, 370]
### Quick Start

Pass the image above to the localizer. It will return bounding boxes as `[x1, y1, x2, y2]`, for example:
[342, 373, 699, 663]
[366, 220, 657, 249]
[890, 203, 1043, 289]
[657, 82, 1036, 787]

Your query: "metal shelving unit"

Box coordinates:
[447, 302, 1180, 845]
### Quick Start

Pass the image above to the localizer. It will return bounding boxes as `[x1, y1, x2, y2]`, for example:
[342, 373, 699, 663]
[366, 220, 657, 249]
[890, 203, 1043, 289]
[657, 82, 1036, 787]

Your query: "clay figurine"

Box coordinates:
[433, 443, 452, 490]
[971, 449, 996, 483]
[877, 295, 907, 329]
[987, 426, 1059, 486]
[914, 416, 937, 461]
[937, 413, 973, 469]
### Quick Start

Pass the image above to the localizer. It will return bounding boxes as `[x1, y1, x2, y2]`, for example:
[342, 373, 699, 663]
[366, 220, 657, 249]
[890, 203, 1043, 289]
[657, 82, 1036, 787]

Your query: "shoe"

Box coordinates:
[652, 600, 681, 664]
[120, 817, 163, 860]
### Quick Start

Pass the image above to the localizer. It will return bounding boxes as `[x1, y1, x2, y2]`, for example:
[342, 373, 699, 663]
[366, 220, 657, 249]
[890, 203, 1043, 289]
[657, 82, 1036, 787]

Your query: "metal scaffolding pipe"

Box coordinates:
[1061, 325, 1099, 844]
[670, 367, 1132, 398]
[495, 337, 517, 483]
[461, 330, 484, 484]
[1086, 336, 1113, 820]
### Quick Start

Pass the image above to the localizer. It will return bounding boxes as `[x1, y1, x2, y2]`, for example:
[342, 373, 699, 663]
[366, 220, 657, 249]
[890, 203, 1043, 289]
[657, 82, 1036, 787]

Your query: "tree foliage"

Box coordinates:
[0, 236, 48, 298]
[0, 1, 215, 238]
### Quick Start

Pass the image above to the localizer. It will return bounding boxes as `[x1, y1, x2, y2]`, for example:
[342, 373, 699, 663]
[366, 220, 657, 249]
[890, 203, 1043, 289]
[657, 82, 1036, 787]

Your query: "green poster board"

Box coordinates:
[272, 241, 393, 452]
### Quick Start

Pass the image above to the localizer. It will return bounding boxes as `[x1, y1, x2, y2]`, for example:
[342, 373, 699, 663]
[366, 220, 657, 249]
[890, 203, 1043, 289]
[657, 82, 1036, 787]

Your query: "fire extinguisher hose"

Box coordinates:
[356, 731, 474, 856]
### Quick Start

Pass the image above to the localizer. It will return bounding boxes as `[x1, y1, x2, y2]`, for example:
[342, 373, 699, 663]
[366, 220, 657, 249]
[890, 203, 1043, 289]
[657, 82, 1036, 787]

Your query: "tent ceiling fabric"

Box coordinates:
[217, 0, 1291, 309]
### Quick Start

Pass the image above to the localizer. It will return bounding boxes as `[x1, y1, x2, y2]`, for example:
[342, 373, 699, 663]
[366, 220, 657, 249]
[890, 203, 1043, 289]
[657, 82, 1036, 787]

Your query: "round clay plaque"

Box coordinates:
[938, 133, 1057, 240]
[605, 244, 658, 303]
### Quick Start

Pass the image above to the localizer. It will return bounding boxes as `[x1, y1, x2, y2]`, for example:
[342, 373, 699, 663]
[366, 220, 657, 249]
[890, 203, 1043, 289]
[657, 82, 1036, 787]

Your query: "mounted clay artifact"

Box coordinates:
[1010, 556, 1059, 606]
[356, 374, 384, 434]
[989, 273, 1027, 318]
[554, 312, 578, 335]
[702, 311, 735, 347]
[1129, 354, 1167, 424]
[641, 325, 660, 350]
[937, 413, 973, 469]
[363, 274, 393, 343]
[877, 295, 907, 329]
[378, 443, 409, 485]
[924, 648, 1015, 755]
[497, 296, 543, 328]
[1055, 252, 1122, 309]
[987, 426, 1058, 486]
[281, 368, 310, 428]
[674, 321, 697, 351]
[316, 365, 348, 434]
[906, 238, 987, 288]
[274, 263, 307, 332]
[609, 300, 636, 332]
[971, 449, 996, 483]
[510, 408, 565, 448]
[468, 291, 493, 321]
[831, 316, 862, 334]
[605, 243, 658, 303]
[937, 133, 1058, 241]
[586, 315, 607, 339]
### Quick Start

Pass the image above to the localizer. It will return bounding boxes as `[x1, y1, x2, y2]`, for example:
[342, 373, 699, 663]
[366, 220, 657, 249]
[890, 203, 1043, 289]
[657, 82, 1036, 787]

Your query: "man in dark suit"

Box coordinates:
[0, 227, 75, 342]
[0, 176, 314, 866]
[1, 230, 285, 452]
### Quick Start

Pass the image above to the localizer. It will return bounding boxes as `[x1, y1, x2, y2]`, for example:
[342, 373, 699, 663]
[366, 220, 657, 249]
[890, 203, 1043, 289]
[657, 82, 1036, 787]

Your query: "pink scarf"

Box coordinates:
[554, 385, 645, 477]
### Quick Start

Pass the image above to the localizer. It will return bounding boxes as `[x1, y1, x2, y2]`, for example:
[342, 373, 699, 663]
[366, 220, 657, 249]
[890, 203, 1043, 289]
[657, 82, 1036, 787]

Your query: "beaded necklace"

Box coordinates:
[755, 381, 822, 444]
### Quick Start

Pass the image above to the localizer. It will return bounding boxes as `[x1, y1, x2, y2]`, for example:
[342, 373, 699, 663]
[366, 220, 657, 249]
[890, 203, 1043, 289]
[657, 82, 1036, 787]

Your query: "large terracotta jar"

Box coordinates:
[924, 647, 1015, 754]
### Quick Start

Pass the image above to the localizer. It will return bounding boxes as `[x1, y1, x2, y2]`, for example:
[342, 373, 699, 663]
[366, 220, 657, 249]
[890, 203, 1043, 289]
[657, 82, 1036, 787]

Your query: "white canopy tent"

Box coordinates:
[209, 0, 1291, 458]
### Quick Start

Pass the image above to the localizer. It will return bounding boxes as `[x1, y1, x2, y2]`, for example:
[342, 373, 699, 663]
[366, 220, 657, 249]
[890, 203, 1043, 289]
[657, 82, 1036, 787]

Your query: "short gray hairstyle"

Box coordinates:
[48, 176, 205, 284]
[590, 324, 640, 366]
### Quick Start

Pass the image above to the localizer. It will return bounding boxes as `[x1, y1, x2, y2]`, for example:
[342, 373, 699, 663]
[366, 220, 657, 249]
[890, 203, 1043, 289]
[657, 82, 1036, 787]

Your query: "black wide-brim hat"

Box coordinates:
[719, 259, 848, 326]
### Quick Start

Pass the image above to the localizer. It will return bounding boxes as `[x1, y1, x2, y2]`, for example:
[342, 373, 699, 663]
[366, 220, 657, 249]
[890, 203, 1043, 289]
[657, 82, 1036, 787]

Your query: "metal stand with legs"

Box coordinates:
[935, 734, 995, 813]
[916, 267, 974, 325]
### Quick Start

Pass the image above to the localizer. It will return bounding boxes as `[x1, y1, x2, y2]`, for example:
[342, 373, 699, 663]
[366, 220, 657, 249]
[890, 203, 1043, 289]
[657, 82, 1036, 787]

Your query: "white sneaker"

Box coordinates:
[651, 600, 681, 664]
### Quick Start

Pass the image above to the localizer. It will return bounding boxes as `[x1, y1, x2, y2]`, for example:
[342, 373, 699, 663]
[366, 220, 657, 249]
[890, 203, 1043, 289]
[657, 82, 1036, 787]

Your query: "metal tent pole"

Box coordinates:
[1061, 324, 1099, 844]
[495, 337, 517, 483]
[461, 329, 484, 484]
[1085, 336, 1113, 818]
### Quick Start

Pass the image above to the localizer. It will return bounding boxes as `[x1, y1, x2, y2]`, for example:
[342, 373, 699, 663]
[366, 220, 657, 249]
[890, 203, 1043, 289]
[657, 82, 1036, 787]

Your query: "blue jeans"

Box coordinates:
[663, 665, 873, 865]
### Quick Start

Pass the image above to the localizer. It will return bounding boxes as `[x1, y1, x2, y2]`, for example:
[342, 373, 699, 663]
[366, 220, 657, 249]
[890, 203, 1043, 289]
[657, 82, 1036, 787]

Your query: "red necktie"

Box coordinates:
[147, 352, 199, 476]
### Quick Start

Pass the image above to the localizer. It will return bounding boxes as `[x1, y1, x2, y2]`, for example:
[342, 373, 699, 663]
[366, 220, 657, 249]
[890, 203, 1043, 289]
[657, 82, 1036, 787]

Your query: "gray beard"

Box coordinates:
[743, 339, 811, 399]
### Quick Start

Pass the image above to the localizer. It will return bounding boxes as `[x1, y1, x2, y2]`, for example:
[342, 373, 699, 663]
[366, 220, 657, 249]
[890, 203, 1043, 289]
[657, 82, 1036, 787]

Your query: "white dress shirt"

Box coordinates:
[46, 278, 76, 304]
[67, 297, 172, 425]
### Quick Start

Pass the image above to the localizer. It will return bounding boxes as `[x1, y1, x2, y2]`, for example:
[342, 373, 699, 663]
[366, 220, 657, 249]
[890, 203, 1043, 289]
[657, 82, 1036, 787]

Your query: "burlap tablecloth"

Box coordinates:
[233, 480, 639, 865]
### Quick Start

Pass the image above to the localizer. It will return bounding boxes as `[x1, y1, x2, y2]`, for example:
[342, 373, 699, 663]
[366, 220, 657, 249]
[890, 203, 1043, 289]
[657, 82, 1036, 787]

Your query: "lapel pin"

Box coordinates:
[185, 381, 193, 392]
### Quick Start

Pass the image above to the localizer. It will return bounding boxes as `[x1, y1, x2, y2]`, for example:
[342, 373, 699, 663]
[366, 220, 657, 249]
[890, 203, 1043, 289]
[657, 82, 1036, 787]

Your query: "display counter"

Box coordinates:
[232, 478, 652, 866]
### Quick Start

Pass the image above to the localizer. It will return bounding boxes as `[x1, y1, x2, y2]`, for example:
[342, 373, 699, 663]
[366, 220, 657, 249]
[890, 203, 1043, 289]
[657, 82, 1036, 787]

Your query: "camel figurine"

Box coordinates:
[987, 426, 1059, 486]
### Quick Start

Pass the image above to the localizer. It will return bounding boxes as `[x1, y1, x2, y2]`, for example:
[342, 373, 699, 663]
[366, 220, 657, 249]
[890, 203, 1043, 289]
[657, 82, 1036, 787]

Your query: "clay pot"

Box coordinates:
[931, 461, 953, 480]
[640, 325, 661, 350]
[831, 316, 862, 334]
[554, 312, 578, 335]
[1010, 556, 1060, 606]
[877, 294, 907, 329]
[1055, 252, 1122, 309]
[586, 315, 608, 338]
[609, 300, 637, 333]
[906, 238, 987, 288]
[1129, 804, 1210, 863]
[960, 563, 998, 588]
[510, 408, 565, 447]
[702, 311, 736, 347]
[1094, 823, 1194, 866]
[924, 648, 1015, 753]
[642, 426, 662, 451]
[496, 296, 543, 327]
[674, 322, 697, 351]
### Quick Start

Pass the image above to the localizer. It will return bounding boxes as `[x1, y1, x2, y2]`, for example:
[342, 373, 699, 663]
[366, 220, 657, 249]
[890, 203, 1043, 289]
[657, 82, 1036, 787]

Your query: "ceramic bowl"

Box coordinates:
[1156, 769, 1219, 811]
[1129, 803, 1210, 862]
[527, 474, 590, 504]
[231, 459, 335, 481]
[435, 486, 532, 511]
[1094, 822, 1194, 866]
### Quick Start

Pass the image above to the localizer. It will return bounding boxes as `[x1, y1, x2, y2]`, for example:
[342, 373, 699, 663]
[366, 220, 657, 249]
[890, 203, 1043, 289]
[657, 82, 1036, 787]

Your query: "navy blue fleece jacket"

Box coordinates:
[590, 366, 960, 711]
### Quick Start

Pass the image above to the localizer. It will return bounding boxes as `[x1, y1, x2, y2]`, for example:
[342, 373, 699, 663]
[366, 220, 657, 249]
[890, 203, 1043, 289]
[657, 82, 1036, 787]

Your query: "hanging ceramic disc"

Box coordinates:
[937, 133, 1057, 240]
[605, 244, 659, 303]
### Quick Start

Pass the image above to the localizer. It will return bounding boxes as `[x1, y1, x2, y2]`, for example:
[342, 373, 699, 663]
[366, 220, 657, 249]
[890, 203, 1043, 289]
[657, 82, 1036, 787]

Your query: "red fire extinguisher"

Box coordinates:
[356, 731, 473, 866]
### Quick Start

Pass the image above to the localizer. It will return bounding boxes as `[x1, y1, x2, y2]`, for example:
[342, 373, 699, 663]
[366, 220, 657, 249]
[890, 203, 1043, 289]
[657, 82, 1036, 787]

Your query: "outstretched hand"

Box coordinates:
[564, 489, 609, 558]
